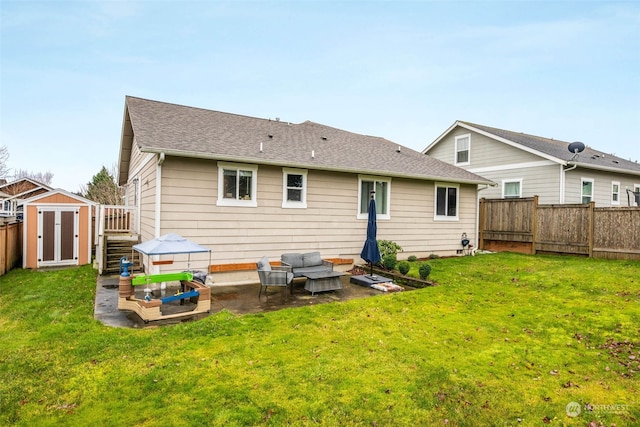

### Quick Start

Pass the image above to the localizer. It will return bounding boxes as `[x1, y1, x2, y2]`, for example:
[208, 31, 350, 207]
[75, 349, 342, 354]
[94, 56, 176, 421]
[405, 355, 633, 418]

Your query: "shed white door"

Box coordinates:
[38, 208, 79, 267]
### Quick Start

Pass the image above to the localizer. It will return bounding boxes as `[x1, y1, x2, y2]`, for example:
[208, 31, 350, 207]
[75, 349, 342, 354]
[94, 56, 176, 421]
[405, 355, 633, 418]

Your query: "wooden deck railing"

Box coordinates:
[97, 205, 137, 236]
[0, 199, 18, 217]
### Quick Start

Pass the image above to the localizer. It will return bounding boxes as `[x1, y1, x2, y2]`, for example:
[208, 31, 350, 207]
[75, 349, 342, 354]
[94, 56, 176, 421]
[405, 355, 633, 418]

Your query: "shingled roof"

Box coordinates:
[118, 96, 493, 186]
[428, 120, 640, 176]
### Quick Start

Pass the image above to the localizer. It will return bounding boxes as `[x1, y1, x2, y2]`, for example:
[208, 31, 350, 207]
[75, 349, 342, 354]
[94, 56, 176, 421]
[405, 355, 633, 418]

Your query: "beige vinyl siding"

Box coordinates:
[564, 168, 640, 206]
[137, 153, 158, 245]
[128, 141, 150, 177]
[385, 179, 478, 254]
[124, 141, 145, 207]
[149, 156, 478, 271]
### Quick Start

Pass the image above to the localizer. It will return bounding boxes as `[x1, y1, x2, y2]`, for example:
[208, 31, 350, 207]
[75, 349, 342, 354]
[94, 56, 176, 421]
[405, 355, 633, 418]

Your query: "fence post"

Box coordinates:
[478, 198, 485, 250]
[531, 195, 538, 255]
[1, 224, 6, 276]
[588, 201, 595, 258]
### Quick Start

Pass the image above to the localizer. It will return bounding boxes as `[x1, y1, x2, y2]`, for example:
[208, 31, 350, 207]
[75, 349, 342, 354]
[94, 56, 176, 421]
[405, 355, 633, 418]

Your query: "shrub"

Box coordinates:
[407, 255, 417, 262]
[419, 263, 432, 280]
[397, 261, 410, 275]
[382, 254, 397, 270]
[429, 253, 440, 259]
[378, 240, 403, 259]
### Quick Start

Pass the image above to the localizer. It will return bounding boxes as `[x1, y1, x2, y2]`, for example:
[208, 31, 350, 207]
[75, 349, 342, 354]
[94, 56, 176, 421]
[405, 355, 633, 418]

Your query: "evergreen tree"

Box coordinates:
[82, 166, 123, 205]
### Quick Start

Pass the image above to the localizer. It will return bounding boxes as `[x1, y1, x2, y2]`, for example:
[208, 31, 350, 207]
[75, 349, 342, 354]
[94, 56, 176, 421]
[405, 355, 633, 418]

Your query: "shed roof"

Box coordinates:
[19, 188, 96, 206]
[118, 96, 494, 186]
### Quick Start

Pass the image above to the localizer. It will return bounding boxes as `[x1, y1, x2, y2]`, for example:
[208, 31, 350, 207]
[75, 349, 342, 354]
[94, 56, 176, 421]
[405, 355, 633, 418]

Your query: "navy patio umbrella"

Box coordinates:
[360, 191, 382, 277]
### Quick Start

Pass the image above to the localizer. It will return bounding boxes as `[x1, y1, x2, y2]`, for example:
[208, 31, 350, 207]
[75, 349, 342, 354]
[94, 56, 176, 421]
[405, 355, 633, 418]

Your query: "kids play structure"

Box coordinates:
[117, 233, 212, 323]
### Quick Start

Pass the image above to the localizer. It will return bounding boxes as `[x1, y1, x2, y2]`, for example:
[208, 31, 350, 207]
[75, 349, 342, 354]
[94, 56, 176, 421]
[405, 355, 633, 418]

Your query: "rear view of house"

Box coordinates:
[424, 121, 640, 206]
[116, 97, 493, 281]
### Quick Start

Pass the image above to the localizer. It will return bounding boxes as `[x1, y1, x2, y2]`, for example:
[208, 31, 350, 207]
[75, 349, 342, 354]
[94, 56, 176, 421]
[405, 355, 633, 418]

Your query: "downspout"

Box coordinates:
[154, 152, 165, 238]
[560, 163, 577, 203]
[154, 153, 165, 274]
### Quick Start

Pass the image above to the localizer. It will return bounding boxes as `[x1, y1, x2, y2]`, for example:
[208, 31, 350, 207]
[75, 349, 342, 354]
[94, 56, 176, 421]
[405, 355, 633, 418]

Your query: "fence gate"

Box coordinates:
[38, 208, 79, 267]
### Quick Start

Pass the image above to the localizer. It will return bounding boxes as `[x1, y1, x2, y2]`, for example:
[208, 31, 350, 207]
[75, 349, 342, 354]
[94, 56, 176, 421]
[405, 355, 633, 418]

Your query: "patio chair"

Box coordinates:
[257, 256, 294, 299]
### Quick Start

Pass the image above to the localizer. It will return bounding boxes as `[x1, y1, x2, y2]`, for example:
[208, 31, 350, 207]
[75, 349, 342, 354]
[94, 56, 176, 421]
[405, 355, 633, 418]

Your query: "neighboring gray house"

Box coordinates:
[117, 97, 493, 282]
[423, 121, 640, 206]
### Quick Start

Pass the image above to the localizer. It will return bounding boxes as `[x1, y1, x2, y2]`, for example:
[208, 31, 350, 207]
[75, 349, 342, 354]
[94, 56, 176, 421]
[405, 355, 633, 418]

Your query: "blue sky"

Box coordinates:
[1, 0, 639, 192]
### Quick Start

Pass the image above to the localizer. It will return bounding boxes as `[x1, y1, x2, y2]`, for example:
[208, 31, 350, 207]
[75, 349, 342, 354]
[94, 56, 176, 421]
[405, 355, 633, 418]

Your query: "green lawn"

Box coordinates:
[0, 253, 638, 426]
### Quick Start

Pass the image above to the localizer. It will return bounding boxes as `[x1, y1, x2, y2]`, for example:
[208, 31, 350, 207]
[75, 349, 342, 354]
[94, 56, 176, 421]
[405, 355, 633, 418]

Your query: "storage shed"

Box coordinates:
[21, 190, 96, 269]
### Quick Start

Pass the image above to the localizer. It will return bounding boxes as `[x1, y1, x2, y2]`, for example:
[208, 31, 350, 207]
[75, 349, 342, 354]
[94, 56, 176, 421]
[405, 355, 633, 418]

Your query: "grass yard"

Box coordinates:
[0, 253, 638, 426]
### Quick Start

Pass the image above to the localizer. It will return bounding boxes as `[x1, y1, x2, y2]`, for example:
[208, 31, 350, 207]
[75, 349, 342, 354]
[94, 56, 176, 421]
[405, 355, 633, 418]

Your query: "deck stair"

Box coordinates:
[103, 235, 141, 275]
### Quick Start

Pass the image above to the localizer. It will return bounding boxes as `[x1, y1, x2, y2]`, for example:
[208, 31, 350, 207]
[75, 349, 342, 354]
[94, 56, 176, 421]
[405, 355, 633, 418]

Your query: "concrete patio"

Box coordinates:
[94, 273, 399, 328]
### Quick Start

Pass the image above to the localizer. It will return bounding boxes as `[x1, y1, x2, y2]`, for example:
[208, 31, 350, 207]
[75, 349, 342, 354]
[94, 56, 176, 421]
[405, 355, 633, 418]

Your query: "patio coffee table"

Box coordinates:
[302, 271, 345, 296]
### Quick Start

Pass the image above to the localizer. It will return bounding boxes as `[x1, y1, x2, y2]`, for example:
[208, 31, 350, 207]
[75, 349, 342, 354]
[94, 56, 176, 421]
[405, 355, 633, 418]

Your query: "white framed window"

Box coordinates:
[282, 168, 307, 208]
[217, 162, 258, 207]
[581, 178, 594, 204]
[502, 179, 522, 199]
[634, 184, 640, 207]
[611, 181, 620, 205]
[434, 182, 459, 221]
[358, 175, 391, 220]
[455, 134, 470, 166]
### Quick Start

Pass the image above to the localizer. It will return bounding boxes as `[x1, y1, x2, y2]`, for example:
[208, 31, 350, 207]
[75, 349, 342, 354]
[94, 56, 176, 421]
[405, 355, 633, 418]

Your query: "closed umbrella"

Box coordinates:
[360, 191, 381, 277]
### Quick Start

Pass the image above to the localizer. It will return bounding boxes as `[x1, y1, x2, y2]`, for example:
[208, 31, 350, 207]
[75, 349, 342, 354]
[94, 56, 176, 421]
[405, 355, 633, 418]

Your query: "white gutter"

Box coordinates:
[140, 147, 495, 187]
[568, 161, 640, 177]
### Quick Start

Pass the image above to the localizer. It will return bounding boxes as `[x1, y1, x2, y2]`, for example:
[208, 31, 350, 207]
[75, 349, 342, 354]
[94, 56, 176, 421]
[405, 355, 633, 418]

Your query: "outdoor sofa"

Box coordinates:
[281, 251, 333, 277]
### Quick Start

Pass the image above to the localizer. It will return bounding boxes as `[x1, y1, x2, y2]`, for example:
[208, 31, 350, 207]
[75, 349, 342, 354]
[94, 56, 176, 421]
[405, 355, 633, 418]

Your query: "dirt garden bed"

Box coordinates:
[349, 265, 435, 289]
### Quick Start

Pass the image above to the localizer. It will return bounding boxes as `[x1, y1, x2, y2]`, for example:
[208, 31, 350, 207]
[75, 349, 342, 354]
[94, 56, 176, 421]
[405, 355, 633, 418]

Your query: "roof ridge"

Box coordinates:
[125, 95, 296, 126]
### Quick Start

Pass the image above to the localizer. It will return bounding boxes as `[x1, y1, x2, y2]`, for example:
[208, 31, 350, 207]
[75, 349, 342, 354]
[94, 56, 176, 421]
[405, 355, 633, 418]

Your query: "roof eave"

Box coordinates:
[568, 161, 640, 177]
[422, 120, 461, 154]
[141, 147, 494, 186]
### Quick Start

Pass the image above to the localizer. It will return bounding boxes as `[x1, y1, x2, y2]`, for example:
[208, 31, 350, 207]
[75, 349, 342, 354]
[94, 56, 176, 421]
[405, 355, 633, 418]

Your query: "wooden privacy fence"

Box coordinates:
[479, 196, 640, 260]
[0, 222, 23, 276]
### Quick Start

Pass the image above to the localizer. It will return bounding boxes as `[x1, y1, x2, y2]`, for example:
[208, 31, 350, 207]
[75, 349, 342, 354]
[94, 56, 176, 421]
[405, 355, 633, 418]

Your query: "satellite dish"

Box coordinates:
[568, 141, 585, 154]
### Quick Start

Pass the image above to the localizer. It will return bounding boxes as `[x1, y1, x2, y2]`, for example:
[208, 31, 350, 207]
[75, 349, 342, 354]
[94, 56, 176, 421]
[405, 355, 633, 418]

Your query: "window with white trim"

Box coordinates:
[455, 134, 470, 165]
[611, 181, 620, 205]
[581, 178, 594, 204]
[634, 184, 640, 207]
[217, 162, 258, 207]
[282, 168, 307, 208]
[358, 176, 390, 220]
[435, 183, 459, 220]
[502, 179, 522, 199]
